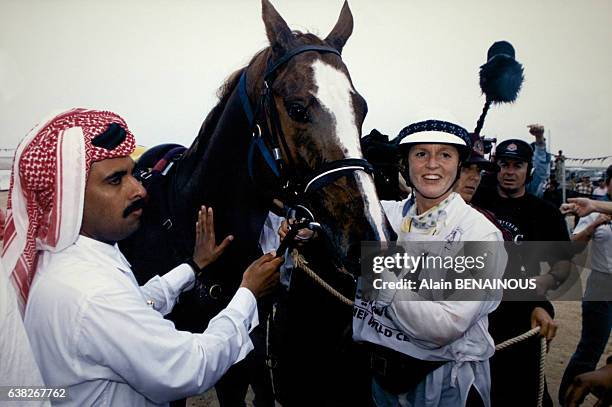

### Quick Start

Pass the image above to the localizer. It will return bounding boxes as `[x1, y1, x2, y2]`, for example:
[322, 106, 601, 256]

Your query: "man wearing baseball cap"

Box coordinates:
[474, 138, 568, 244]
[2, 108, 281, 406]
[472, 138, 571, 407]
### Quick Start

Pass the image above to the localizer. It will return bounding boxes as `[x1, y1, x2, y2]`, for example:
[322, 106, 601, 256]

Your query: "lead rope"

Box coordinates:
[291, 250, 547, 407]
[290, 249, 354, 306]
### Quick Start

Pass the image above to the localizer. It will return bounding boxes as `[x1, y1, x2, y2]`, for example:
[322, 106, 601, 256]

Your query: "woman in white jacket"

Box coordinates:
[353, 119, 507, 407]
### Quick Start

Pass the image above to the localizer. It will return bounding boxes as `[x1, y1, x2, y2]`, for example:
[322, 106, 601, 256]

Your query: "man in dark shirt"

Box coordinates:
[473, 139, 571, 407]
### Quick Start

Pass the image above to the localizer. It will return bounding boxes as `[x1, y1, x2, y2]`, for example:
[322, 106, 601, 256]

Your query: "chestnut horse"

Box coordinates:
[121, 1, 393, 405]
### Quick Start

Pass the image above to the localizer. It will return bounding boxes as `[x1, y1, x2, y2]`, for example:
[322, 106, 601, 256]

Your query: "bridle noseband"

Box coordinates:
[238, 44, 374, 216]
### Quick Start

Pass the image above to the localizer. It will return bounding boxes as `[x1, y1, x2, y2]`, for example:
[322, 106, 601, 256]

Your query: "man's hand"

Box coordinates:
[240, 252, 283, 298]
[561, 198, 598, 217]
[527, 124, 545, 145]
[530, 307, 557, 342]
[565, 364, 612, 407]
[193, 206, 234, 269]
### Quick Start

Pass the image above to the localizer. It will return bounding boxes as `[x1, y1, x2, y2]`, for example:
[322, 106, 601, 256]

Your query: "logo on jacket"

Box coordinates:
[444, 227, 464, 250]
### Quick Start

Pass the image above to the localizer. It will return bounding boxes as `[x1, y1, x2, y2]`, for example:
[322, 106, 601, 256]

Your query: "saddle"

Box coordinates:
[134, 143, 187, 231]
[134, 143, 186, 184]
[133, 142, 189, 252]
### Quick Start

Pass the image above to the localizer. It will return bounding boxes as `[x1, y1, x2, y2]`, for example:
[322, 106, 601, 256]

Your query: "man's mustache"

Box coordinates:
[123, 198, 146, 218]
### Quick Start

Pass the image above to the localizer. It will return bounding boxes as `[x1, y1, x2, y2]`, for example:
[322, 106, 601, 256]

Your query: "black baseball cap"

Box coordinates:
[495, 139, 533, 162]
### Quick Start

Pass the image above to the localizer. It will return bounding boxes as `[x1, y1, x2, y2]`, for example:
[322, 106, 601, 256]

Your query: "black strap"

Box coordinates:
[264, 45, 341, 81]
[238, 71, 254, 126]
[264, 86, 294, 177]
[370, 343, 446, 395]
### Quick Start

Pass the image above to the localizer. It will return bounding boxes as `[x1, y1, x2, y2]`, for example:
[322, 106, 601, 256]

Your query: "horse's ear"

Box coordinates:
[262, 0, 294, 56]
[325, 1, 353, 54]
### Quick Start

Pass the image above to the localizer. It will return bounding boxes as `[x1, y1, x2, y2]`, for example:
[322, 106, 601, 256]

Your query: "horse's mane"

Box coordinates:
[185, 48, 269, 158]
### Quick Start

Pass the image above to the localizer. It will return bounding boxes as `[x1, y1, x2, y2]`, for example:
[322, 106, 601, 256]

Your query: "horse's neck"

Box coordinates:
[173, 85, 271, 249]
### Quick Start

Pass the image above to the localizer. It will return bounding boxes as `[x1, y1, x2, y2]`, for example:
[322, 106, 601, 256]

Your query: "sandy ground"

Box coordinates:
[1, 190, 610, 406]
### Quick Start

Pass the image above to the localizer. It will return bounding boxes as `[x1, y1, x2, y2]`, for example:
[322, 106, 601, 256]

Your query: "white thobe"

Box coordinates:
[0, 261, 49, 406]
[24, 235, 258, 406]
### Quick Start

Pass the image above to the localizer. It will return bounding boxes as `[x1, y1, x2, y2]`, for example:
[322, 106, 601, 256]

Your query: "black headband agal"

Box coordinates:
[92, 122, 126, 150]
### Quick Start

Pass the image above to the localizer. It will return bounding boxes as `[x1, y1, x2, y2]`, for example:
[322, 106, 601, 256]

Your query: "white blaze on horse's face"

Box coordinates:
[310, 59, 388, 242]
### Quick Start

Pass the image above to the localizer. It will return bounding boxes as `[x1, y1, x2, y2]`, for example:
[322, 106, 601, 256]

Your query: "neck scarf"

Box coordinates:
[401, 194, 455, 235]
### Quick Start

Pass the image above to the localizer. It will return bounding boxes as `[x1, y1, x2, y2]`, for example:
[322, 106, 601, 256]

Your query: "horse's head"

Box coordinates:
[246, 0, 395, 275]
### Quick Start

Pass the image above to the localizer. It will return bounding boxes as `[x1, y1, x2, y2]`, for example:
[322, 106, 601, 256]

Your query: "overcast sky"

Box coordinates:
[1, 0, 611, 160]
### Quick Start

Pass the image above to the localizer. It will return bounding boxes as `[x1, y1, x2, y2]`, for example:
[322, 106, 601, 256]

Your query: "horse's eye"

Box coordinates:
[286, 103, 309, 123]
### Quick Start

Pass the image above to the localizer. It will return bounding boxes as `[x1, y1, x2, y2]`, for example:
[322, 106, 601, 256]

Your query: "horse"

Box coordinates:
[120, 1, 394, 405]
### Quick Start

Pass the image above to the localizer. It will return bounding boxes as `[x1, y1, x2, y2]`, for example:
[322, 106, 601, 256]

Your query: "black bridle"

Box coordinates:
[238, 45, 374, 222]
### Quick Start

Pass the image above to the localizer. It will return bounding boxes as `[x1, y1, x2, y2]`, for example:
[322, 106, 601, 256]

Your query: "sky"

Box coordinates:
[1, 0, 611, 161]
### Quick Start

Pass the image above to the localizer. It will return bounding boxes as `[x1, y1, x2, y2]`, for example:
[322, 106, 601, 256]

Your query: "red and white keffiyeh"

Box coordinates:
[1, 108, 136, 313]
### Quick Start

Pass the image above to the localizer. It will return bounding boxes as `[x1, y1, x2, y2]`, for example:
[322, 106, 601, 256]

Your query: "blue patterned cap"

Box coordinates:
[396, 120, 472, 161]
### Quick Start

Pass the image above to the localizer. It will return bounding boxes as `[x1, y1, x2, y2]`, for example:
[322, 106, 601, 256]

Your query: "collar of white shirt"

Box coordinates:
[73, 235, 133, 275]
